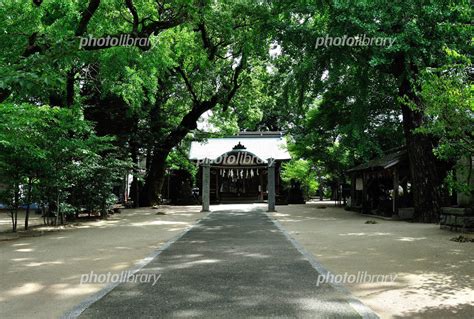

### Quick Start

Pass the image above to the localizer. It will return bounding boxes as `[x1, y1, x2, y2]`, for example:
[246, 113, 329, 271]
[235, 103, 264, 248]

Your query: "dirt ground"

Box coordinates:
[271, 202, 474, 319]
[1, 203, 473, 319]
[0, 209, 44, 234]
[0, 206, 204, 319]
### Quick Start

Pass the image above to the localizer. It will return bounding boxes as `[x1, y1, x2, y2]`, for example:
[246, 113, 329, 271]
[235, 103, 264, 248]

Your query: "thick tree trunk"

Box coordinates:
[399, 76, 441, 223]
[139, 55, 245, 206]
[139, 99, 216, 206]
[139, 104, 214, 205]
[140, 150, 169, 206]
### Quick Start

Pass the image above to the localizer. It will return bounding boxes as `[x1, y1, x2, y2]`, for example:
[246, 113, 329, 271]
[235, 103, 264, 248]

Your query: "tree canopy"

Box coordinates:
[0, 0, 472, 227]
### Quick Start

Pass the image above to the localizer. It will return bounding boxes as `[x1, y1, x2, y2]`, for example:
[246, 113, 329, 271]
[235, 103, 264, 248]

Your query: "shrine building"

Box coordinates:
[189, 131, 291, 212]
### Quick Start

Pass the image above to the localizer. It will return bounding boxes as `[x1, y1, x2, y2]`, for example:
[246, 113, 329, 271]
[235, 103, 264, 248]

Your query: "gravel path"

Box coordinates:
[77, 206, 371, 318]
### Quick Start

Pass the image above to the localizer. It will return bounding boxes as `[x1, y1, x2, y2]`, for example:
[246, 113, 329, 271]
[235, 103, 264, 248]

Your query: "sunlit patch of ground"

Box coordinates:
[2, 202, 472, 319]
[0, 205, 204, 319]
[271, 201, 474, 319]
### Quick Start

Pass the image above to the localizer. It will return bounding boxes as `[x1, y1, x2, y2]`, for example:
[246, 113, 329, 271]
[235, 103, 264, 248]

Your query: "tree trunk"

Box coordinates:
[138, 55, 245, 206]
[66, 70, 75, 106]
[140, 150, 169, 206]
[318, 170, 323, 201]
[0, 88, 10, 103]
[399, 76, 441, 223]
[129, 143, 141, 207]
[12, 210, 18, 232]
[11, 183, 20, 232]
[10, 211, 15, 232]
[139, 104, 214, 206]
[139, 101, 216, 206]
[24, 178, 33, 230]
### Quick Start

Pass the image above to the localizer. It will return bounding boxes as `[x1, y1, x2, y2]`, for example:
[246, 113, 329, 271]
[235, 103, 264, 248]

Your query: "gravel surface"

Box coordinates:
[78, 206, 367, 318]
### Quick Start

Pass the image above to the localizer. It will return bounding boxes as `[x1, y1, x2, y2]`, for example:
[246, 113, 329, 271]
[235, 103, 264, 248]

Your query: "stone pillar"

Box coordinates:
[202, 160, 210, 212]
[267, 158, 276, 212]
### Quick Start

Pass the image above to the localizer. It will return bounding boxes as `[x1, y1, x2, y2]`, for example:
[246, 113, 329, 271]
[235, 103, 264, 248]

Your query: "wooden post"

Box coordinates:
[350, 174, 355, 208]
[393, 168, 399, 216]
[362, 172, 367, 212]
[216, 169, 219, 202]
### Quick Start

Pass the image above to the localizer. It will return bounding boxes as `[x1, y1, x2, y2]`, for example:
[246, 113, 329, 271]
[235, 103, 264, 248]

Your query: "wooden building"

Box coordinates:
[189, 132, 291, 211]
[347, 147, 411, 216]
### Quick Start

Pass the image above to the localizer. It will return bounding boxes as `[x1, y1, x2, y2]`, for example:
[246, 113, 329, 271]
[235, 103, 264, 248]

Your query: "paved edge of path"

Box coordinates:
[60, 211, 212, 319]
[264, 211, 380, 319]
[62, 208, 379, 319]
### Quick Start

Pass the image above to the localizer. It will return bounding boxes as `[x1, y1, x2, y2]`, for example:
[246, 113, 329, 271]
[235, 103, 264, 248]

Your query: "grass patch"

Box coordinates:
[365, 220, 378, 224]
[450, 235, 474, 243]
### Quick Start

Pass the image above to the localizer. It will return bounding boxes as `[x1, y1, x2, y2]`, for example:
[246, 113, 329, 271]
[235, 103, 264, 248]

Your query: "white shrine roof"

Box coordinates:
[189, 133, 291, 163]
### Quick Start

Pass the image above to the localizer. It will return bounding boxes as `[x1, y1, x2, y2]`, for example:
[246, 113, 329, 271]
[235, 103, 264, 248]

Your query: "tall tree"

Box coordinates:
[139, 1, 274, 205]
[272, 0, 471, 222]
[1, 1, 274, 206]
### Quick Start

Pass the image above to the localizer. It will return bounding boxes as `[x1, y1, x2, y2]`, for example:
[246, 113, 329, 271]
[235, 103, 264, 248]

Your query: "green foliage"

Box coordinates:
[0, 0, 472, 213]
[0, 0, 276, 204]
[166, 143, 198, 182]
[281, 159, 318, 196]
[264, 0, 472, 193]
[0, 103, 130, 228]
[418, 63, 473, 160]
[416, 58, 473, 195]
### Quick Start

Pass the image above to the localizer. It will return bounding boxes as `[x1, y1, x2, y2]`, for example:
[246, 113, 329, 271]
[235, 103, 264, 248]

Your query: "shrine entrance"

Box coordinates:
[207, 148, 268, 203]
[212, 165, 267, 203]
[189, 131, 291, 212]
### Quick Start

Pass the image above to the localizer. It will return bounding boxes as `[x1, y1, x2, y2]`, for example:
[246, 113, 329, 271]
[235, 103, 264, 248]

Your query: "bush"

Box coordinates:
[0, 103, 131, 230]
